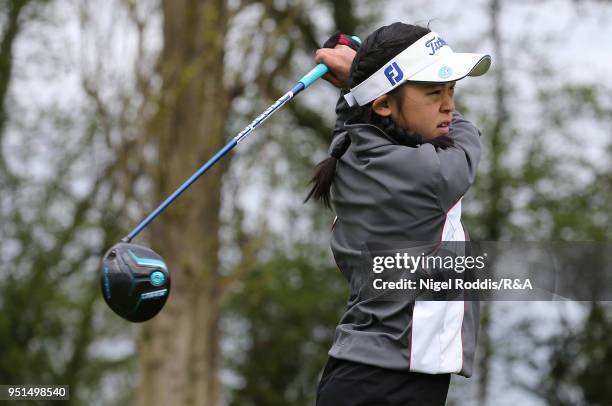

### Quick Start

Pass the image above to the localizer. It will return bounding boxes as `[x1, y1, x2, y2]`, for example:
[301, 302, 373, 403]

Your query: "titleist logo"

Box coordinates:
[425, 36, 448, 55]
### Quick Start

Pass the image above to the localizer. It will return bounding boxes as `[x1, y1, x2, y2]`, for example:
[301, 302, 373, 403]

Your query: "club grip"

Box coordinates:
[297, 35, 361, 89]
[298, 64, 330, 88]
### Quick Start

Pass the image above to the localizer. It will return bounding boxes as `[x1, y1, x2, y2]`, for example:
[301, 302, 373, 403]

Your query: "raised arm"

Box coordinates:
[433, 112, 482, 212]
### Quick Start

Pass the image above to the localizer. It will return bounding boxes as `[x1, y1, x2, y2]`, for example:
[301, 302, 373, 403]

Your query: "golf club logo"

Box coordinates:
[438, 66, 453, 79]
[103, 266, 112, 299]
[384, 62, 404, 85]
[150, 271, 166, 286]
[140, 289, 168, 300]
[425, 36, 449, 55]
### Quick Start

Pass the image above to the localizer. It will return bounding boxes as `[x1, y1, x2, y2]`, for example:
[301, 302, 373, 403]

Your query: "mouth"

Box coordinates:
[437, 120, 451, 128]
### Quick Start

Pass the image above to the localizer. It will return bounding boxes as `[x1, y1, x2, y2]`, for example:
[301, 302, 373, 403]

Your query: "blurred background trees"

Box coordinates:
[0, 0, 610, 405]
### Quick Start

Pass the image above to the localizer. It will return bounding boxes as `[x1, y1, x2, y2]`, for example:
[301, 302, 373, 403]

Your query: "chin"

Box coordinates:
[422, 132, 442, 140]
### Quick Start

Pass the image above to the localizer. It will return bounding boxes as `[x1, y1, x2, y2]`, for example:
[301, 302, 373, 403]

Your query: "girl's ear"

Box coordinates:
[372, 94, 392, 117]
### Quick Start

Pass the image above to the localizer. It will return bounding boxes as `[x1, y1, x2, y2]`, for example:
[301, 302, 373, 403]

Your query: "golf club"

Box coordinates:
[101, 37, 361, 323]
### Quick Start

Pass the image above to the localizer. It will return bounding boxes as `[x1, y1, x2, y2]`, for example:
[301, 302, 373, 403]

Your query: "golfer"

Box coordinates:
[306, 23, 491, 405]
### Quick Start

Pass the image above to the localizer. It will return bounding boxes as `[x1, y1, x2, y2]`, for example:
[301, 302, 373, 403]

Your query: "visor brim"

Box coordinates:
[408, 53, 491, 83]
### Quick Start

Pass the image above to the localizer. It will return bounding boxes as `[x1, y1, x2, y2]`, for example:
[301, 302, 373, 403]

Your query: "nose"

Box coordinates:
[440, 89, 454, 113]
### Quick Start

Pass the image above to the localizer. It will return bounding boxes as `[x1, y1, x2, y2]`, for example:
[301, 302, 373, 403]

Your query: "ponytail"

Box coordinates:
[303, 134, 351, 209]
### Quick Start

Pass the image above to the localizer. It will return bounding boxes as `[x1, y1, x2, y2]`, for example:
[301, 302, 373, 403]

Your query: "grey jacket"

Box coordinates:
[327, 95, 481, 377]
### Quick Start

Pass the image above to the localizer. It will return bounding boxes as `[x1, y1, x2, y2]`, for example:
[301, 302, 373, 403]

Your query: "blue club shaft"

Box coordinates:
[122, 64, 330, 243]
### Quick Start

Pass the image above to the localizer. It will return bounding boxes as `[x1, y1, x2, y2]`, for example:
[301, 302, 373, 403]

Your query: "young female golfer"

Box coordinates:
[307, 23, 491, 405]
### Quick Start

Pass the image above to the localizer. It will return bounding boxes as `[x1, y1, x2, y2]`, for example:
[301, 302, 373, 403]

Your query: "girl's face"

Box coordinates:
[372, 81, 456, 140]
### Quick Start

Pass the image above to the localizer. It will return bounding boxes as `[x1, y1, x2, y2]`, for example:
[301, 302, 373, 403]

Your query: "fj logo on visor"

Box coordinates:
[384, 62, 404, 85]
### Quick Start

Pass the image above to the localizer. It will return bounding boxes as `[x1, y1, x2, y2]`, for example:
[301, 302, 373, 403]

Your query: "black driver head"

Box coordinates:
[101, 242, 171, 322]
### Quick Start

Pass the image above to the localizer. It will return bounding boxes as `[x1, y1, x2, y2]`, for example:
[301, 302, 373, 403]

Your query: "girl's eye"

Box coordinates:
[429, 86, 455, 96]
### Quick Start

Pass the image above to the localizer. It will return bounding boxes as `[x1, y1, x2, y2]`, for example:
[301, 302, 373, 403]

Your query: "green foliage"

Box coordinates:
[511, 304, 612, 405]
[0, 1, 142, 403]
[224, 247, 346, 406]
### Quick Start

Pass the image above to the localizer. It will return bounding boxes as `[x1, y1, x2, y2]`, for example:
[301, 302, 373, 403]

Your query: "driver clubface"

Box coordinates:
[101, 242, 171, 322]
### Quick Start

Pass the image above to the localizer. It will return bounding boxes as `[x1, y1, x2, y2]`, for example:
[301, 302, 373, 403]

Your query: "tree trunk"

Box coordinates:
[137, 1, 229, 405]
[477, 1, 509, 405]
[0, 0, 31, 186]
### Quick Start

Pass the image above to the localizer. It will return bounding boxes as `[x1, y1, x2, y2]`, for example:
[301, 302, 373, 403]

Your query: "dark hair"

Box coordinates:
[305, 22, 454, 209]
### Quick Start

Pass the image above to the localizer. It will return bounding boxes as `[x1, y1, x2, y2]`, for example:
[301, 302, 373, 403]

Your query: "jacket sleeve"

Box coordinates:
[433, 111, 482, 212]
[327, 91, 354, 155]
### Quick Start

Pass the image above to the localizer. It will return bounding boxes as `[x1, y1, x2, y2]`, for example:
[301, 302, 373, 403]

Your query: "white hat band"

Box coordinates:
[344, 31, 491, 107]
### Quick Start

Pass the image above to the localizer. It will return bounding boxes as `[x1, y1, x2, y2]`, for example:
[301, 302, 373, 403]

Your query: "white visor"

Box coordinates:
[344, 31, 491, 107]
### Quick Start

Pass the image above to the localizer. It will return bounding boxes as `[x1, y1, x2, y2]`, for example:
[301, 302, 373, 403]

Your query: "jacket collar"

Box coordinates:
[343, 115, 398, 153]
